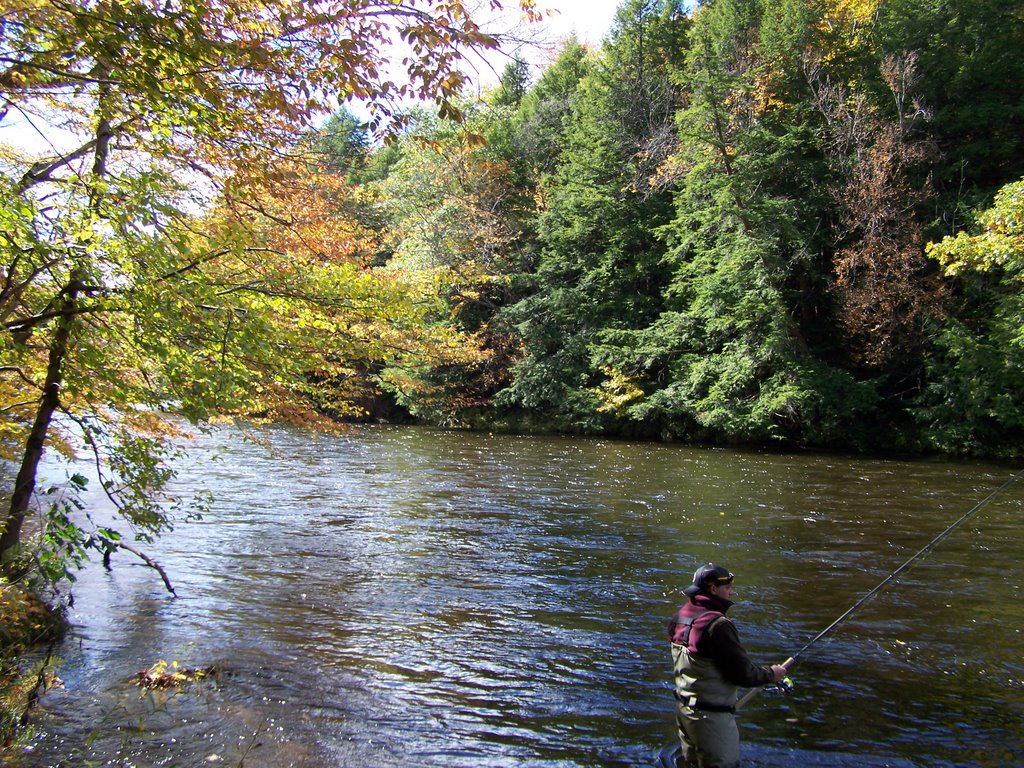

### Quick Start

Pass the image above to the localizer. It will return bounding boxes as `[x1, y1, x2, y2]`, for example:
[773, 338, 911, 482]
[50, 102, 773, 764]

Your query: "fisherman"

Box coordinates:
[667, 563, 787, 768]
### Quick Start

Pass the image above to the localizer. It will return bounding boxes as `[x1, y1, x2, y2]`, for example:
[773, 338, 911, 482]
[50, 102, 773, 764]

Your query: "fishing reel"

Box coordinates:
[762, 676, 795, 696]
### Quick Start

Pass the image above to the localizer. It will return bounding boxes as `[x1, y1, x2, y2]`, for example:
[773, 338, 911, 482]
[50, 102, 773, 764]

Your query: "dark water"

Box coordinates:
[13, 424, 1024, 767]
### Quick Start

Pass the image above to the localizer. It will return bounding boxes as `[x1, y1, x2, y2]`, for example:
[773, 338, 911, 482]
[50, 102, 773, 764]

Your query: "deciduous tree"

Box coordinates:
[912, 178, 1024, 454]
[371, 104, 523, 424]
[0, 0, 535, 574]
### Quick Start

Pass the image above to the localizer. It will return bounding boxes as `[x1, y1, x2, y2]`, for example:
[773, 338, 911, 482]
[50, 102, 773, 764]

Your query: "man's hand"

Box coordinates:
[770, 664, 788, 682]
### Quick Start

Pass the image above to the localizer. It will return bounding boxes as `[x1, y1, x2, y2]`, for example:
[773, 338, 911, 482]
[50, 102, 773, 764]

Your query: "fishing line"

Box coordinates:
[737, 465, 1024, 709]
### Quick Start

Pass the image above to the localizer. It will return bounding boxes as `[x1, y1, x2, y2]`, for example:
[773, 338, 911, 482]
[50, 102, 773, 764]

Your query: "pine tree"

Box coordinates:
[497, 0, 690, 433]
[601, 0, 877, 445]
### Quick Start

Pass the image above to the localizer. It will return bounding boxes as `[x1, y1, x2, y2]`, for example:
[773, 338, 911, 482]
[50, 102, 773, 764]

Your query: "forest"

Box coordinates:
[315, 0, 1024, 459]
[2, 0, 1024, 577]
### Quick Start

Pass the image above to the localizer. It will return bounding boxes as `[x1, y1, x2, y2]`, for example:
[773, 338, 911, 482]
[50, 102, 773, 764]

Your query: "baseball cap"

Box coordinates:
[682, 563, 734, 597]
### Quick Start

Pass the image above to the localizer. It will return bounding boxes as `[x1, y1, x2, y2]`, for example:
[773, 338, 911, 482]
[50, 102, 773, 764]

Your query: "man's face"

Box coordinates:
[709, 582, 734, 601]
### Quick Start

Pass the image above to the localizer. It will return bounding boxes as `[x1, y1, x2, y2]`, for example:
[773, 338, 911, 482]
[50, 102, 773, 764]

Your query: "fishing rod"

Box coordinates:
[737, 465, 1024, 710]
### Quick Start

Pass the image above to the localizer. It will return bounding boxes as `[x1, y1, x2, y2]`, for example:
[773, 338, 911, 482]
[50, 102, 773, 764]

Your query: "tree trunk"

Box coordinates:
[0, 273, 82, 569]
[1, 64, 112, 571]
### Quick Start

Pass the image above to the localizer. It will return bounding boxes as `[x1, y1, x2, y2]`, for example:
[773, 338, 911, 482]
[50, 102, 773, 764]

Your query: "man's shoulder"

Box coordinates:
[704, 614, 735, 637]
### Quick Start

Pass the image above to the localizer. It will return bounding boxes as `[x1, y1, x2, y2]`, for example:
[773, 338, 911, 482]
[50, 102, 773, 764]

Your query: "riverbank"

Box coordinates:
[0, 580, 65, 752]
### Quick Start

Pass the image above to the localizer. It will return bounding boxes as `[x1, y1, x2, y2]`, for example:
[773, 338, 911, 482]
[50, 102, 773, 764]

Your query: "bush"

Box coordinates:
[0, 580, 65, 751]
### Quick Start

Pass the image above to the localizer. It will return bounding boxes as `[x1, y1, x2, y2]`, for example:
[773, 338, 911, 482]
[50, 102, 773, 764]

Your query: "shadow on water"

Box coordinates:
[12, 424, 1024, 767]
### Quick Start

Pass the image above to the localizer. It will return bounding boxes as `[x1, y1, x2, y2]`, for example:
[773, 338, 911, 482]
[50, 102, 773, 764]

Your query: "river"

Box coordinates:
[12, 424, 1024, 767]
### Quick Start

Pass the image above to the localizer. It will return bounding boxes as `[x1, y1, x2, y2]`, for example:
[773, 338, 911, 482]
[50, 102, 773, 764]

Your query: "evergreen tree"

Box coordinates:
[513, 36, 592, 182]
[316, 108, 371, 179]
[496, 0, 690, 433]
[494, 56, 532, 108]
[598, 0, 876, 445]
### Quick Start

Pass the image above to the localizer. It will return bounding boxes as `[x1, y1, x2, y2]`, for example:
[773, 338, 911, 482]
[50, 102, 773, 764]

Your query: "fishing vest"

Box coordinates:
[668, 605, 723, 652]
[669, 605, 737, 710]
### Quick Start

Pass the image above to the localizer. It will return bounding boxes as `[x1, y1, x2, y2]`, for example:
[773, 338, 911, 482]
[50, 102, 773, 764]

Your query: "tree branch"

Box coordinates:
[156, 252, 217, 281]
[0, 365, 41, 390]
[5, 304, 113, 335]
[15, 117, 139, 194]
[17, 138, 101, 194]
[110, 541, 177, 596]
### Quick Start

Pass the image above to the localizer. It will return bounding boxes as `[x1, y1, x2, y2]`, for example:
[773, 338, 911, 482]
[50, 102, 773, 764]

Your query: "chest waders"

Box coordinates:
[671, 610, 737, 712]
[671, 611, 743, 768]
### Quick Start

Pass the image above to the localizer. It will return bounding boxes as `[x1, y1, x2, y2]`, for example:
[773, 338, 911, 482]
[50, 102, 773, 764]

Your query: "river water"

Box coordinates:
[12, 424, 1024, 767]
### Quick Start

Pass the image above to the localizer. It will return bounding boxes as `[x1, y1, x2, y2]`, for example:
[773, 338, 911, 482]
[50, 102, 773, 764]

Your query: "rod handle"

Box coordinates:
[735, 657, 796, 710]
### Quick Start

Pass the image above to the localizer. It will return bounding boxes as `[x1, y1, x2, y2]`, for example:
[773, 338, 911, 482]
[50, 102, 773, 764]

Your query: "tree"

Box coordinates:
[0, 0, 536, 574]
[875, 0, 1024, 197]
[493, 55, 532, 108]
[497, 0, 689, 433]
[513, 35, 592, 182]
[315, 108, 372, 180]
[912, 178, 1024, 454]
[807, 48, 945, 369]
[370, 105, 522, 423]
[598, 0, 876, 445]
[927, 179, 1024, 279]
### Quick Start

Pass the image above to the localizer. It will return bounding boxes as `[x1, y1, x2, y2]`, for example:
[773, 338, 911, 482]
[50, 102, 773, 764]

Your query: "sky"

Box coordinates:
[530, 0, 622, 47]
[478, 0, 623, 83]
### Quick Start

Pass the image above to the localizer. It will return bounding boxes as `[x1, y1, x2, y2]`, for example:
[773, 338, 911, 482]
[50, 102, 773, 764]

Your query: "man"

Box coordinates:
[667, 563, 787, 768]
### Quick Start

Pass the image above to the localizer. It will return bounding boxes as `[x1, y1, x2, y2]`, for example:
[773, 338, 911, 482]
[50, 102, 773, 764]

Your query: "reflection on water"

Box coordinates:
[13, 425, 1024, 767]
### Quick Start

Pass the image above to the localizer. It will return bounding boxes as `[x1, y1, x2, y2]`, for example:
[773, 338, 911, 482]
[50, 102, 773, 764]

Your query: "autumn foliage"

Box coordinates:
[0, 0, 536, 570]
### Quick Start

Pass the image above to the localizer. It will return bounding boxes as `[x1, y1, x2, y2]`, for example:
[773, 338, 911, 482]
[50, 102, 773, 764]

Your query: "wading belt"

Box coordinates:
[674, 692, 736, 714]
